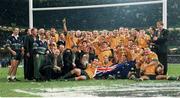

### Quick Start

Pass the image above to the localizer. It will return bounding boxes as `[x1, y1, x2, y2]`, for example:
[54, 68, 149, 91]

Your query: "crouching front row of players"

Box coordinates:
[39, 46, 180, 81]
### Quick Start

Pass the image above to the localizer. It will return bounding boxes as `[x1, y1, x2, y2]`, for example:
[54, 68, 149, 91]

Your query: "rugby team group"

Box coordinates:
[5, 19, 180, 82]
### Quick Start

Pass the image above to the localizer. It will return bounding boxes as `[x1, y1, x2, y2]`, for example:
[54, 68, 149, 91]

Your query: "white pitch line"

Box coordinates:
[14, 82, 180, 97]
[14, 89, 38, 96]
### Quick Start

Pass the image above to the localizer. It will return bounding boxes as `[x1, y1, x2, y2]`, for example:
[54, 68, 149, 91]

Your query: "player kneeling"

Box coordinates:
[140, 63, 180, 81]
[139, 48, 160, 80]
[139, 48, 180, 81]
[60, 55, 99, 81]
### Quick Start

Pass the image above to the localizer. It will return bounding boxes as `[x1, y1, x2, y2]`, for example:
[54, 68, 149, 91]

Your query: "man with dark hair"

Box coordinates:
[153, 21, 168, 75]
[62, 49, 74, 75]
[148, 26, 157, 53]
[57, 33, 66, 47]
[60, 57, 99, 81]
[24, 28, 38, 80]
[23, 28, 31, 80]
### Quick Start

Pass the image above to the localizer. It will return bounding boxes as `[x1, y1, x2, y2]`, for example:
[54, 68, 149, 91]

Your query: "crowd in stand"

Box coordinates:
[5, 19, 180, 82]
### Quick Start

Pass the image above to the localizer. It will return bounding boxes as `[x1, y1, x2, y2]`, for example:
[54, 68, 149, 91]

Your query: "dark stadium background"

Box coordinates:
[0, 0, 180, 64]
[0, 0, 180, 29]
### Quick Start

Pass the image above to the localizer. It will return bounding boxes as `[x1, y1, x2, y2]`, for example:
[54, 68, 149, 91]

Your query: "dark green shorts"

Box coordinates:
[147, 75, 156, 80]
[11, 52, 22, 61]
[81, 70, 90, 79]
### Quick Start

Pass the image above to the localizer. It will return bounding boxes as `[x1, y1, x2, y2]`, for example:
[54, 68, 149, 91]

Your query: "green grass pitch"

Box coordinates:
[0, 64, 180, 97]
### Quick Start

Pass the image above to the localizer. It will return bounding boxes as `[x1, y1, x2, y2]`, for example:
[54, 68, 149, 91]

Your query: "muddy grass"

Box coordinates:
[15, 81, 180, 97]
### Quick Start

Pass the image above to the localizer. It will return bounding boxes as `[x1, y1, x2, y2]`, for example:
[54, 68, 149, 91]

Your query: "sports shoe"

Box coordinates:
[134, 78, 143, 82]
[12, 78, 21, 82]
[177, 76, 180, 80]
[7, 77, 13, 82]
[107, 75, 116, 80]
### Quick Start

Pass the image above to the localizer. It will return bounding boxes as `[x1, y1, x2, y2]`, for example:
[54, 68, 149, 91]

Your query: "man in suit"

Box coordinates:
[40, 42, 63, 81]
[153, 21, 168, 75]
[23, 28, 31, 80]
[24, 28, 38, 80]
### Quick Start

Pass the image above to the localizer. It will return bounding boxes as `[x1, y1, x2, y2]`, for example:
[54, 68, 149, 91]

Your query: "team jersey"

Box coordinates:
[98, 50, 112, 62]
[146, 52, 158, 63]
[141, 52, 158, 75]
[93, 42, 101, 55]
[65, 33, 74, 49]
[72, 36, 81, 46]
[141, 63, 156, 75]
[33, 39, 48, 55]
[85, 64, 97, 79]
[50, 33, 59, 43]
[137, 38, 148, 49]
[6, 34, 23, 51]
[125, 48, 133, 61]
[137, 35, 150, 49]
[115, 47, 132, 62]
[109, 37, 119, 49]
